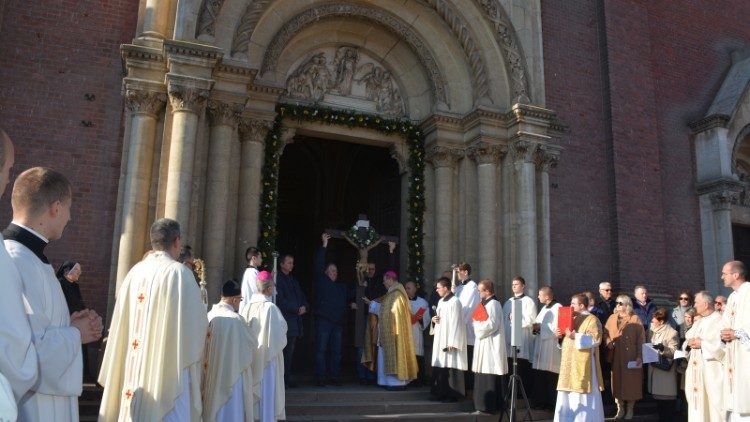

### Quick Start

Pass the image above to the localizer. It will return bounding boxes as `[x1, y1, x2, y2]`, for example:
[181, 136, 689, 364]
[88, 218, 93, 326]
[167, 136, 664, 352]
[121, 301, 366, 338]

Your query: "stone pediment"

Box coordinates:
[284, 47, 406, 118]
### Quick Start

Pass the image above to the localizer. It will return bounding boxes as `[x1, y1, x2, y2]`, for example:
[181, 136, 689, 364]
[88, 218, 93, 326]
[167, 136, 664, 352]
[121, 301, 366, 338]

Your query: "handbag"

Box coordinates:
[651, 354, 673, 371]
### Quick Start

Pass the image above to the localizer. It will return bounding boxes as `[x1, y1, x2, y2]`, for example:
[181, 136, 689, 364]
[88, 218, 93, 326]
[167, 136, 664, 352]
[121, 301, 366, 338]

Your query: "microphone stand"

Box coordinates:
[501, 345, 533, 421]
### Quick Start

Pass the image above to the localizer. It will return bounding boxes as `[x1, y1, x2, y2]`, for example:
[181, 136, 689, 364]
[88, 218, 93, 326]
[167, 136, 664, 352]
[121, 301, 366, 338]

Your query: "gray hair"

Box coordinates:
[255, 276, 274, 293]
[599, 281, 612, 290]
[150, 218, 181, 251]
[695, 290, 714, 309]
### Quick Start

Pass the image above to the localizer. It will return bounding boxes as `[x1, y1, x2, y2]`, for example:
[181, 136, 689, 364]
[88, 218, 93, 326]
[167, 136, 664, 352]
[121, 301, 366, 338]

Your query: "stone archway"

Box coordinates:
[108, 0, 562, 315]
[691, 49, 750, 295]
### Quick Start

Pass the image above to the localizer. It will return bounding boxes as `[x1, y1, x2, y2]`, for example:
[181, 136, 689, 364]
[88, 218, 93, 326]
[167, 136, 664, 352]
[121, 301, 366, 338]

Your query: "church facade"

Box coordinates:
[1, 1, 750, 320]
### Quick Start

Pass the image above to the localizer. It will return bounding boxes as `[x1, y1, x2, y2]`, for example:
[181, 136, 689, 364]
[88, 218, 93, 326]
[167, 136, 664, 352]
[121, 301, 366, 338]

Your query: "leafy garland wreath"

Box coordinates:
[257, 103, 426, 286]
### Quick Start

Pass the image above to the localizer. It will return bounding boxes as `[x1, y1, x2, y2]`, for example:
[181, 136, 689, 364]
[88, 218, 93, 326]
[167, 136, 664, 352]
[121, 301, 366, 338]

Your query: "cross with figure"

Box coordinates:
[325, 214, 398, 286]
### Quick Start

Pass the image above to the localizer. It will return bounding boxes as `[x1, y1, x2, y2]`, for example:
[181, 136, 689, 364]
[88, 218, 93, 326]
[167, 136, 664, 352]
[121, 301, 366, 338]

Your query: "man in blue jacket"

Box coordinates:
[276, 253, 308, 388]
[632, 285, 655, 330]
[314, 233, 349, 386]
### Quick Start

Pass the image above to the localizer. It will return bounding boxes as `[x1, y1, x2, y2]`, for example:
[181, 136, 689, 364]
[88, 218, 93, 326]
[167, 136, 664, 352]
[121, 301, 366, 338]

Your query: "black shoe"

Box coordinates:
[329, 379, 342, 386]
[315, 380, 327, 387]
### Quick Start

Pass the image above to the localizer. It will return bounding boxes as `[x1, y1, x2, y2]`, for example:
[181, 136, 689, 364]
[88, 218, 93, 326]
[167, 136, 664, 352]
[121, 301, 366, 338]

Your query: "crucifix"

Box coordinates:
[325, 214, 398, 286]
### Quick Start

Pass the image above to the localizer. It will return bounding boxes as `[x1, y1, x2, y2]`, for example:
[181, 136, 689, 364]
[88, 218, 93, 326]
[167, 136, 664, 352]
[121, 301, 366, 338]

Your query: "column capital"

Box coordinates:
[167, 75, 212, 113]
[426, 145, 462, 168]
[207, 100, 244, 127]
[124, 89, 167, 116]
[710, 190, 739, 211]
[238, 118, 274, 144]
[467, 141, 506, 165]
[509, 139, 537, 163]
[534, 145, 562, 172]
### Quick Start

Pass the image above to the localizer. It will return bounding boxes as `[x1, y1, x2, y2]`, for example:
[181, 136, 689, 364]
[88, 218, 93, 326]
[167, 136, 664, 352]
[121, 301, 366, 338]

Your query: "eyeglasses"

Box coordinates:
[679, 297, 689, 301]
[714, 301, 724, 305]
[601, 289, 612, 292]
[616, 302, 624, 306]
[721, 272, 738, 276]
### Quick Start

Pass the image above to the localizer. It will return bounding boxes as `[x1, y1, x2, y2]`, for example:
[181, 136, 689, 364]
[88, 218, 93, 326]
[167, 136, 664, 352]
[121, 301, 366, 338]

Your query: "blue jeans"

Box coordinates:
[315, 319, 342, 380]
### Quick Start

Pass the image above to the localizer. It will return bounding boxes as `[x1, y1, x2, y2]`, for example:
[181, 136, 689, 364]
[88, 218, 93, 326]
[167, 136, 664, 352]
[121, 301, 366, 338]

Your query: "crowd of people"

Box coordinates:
[0, 127, 749, 422]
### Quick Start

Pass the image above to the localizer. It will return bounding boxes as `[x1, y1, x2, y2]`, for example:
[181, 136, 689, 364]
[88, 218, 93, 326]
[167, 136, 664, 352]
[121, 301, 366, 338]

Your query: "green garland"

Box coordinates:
[258, 103, 426, 286]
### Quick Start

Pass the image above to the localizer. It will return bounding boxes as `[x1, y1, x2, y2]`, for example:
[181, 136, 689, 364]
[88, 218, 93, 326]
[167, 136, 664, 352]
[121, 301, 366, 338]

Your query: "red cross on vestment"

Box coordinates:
[137, 293, 145, 303]
[131, 339, 140, 350]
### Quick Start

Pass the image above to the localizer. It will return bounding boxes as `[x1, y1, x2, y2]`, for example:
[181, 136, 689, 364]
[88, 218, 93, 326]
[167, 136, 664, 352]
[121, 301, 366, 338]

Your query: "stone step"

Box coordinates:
[286, 399, 474, 416]
[286, 386, 431, 403]
[285, 411, 499, 422]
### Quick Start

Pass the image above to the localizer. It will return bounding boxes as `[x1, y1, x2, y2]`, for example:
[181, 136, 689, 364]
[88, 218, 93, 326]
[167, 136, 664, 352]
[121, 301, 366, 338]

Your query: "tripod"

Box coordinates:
[501, 346, 533, 422]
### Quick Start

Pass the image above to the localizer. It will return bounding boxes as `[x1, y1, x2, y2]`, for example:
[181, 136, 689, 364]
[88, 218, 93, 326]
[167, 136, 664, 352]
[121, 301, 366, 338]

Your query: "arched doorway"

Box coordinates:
[275, 135, 401, 375]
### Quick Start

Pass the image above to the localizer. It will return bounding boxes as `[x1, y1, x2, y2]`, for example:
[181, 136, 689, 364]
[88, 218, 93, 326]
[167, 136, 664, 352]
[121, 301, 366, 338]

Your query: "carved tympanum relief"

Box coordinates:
[285, 47, 405, 117]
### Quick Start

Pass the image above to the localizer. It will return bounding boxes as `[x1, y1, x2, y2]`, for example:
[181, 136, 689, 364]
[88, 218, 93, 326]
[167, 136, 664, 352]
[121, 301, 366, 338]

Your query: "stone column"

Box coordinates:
[235, 118, 271, 277]
[468, 142, 503, 283]
[535, 147, 560, 286]
[164, 77, 210, 234]
[203, 100, 243, 301]
[115, 88, 166, 288]
[511, 140, 538, 293]
[390, 144, 410, 274]
[427, 146, 461, 279]
[139, 0, 171, 41]
[712, 190, 738, 278]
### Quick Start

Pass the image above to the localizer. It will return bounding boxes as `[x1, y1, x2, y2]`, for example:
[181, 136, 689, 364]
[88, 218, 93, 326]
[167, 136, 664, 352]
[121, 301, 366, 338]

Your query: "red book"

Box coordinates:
[557, 306, 574, 333]
[411, 307, 426, 325]
[472, 303, 489, 322]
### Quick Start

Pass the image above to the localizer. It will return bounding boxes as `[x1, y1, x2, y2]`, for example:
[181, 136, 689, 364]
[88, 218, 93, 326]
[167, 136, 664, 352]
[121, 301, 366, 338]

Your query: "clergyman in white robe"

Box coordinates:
[242, 292, 287, 422]
[409, 293, 430, 385]
[0, 231, 37, 405]
[240, 266, 259, 311]
[683, 308, 724, 422]
[532, 297, 562, 410]
[203, 298, 257, 422]
[4, 223, 83, 421]
[721, 278, 750, 421]
[98, 249, 208, 421]
[430, 291, 467, 401]
[472, 294, 507, 413]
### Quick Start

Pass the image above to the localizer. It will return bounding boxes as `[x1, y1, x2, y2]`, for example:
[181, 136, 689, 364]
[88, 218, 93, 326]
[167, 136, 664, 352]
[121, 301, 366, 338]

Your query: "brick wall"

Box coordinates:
[0, 0, 139, 319]
[542, 0, 750, 302]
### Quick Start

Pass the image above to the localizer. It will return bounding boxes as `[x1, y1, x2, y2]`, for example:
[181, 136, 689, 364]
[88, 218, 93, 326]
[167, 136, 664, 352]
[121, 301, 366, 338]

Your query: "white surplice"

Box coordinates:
[683, 311, 724, 422]
[503, 294, 538, 360]
[533, 302, 562, 373]
[0, 232, 37, 403]
[431, 294, 467, 370]
[409, 296, 430, 356]
[5, 232, 81, 421]
[242, 293, 287, 422]
[471, 298, 508, 376]
[203, 302, 256, 422]
[239, 267, 259, 312]
[722, 281, 750, 419]
[454, 279, 480, 345]
[98, 251, 208, 422]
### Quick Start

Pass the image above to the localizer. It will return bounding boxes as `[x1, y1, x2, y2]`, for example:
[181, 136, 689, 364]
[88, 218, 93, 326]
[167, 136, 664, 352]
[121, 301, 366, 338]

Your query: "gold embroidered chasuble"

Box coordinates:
[557, 313, 604, 394]
[378, 283, 418, 380]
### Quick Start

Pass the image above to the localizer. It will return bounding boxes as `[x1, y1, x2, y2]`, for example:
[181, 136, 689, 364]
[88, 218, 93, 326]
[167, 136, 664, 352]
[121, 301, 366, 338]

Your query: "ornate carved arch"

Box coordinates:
[258, 4, 448, 107]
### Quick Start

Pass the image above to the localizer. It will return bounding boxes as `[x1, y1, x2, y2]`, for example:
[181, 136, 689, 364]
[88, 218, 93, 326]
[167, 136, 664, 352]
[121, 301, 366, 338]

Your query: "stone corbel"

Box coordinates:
[425, 145, 463, 168]
[207, 100, 244, 128]
[124, 89, 167, 117]
[710, 190, 739, 211]
[509, 139, 537, 164]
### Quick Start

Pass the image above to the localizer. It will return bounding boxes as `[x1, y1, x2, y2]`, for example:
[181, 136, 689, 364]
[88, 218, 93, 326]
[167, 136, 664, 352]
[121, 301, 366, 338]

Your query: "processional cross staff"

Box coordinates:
[325, 214, 398, 286]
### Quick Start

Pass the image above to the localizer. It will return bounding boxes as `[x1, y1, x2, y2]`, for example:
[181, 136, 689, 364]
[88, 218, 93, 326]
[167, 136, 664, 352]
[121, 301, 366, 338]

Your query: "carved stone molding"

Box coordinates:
[231, 0, 273, 57]
[510, 139, 536, 163]
[260, 4, 448, 106]
[196, 0, 226, 37]
[688, 114, 730, 134]
[474, 0, 530, 103]
[534, 146, 562, 172]
[207, 100, 244, 127]
[426, 145, 462, 168]
[390, 144, 409, 174]
[124, 89, 167, 116]
[239, 118, 274, 144]
[423, 0, 489, 102]
[167, 83, 210, 113]
[467, 141, 505, 165]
